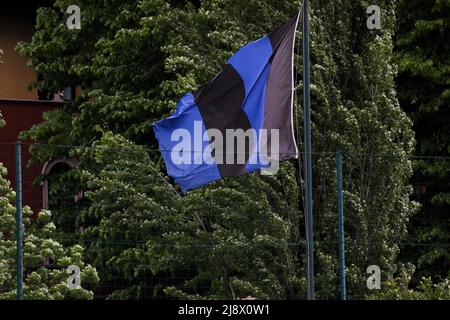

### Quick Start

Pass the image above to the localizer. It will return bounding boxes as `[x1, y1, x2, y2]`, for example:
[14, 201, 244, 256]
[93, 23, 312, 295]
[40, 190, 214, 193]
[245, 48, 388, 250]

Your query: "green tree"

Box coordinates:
[16, 0, 189, 235]
[368, 264, 450, 300]
[75, 132, 302, 299]
[0, 115, 99, 300]
[17, 0, 416, 299]
[17, 0, 194, 149]
[395, 0, 450, 282]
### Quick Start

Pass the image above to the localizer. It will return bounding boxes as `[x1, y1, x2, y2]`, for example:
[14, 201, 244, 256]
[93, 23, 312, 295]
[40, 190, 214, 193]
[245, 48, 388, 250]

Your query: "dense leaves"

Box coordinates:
[14, 0, 425, 299]
[0, 115, 99, 299]
[76, 133, 302, 299]
[369, 264, 450, 300]
[396, 0, 450, 283]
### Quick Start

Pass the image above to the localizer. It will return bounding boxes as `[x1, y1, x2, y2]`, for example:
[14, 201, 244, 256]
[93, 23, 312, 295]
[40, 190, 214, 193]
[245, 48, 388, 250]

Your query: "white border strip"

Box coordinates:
[290, 10, 301, 159]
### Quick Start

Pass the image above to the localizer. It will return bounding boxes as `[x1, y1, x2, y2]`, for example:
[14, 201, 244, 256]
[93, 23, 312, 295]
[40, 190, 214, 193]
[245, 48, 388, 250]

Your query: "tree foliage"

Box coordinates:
[0, 117, 99, 299]
[16, 0, 417, 299]
[369, 264, 450, 300]
[396, 0, 450, 282]
[75, 132, 302, 299]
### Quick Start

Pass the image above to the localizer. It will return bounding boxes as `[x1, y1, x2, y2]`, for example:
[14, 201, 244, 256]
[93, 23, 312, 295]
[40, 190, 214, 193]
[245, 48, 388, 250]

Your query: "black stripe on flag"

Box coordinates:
[193, 64, 251, 177]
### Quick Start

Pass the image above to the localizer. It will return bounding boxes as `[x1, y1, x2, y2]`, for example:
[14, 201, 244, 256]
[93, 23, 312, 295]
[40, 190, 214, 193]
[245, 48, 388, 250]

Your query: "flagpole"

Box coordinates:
[302, 0, 315, 300]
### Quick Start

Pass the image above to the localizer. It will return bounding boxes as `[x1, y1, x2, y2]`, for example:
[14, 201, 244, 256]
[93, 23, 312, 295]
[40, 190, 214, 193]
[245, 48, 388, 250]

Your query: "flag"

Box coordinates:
[153, 15, 299, 192]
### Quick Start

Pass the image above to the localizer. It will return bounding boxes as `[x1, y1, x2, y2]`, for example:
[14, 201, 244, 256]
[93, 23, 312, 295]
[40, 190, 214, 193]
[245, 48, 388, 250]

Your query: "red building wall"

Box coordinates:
[0, 99, 60, 211]
[0, 2, 62, 212]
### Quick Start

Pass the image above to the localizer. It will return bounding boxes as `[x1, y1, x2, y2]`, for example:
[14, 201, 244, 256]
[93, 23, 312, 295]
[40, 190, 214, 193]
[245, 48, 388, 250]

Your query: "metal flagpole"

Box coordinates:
[302, 0, 315, 300]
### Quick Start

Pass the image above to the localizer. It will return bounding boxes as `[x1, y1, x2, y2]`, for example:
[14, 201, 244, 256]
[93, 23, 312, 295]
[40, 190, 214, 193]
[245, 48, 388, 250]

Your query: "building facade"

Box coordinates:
[0, 2, 62, 211]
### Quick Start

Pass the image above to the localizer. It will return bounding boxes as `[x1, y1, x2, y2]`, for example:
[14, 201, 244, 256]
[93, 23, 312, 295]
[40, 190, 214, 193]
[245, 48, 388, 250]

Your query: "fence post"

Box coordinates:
[15, 141, 23, 300]
[336, 151, 346, 300]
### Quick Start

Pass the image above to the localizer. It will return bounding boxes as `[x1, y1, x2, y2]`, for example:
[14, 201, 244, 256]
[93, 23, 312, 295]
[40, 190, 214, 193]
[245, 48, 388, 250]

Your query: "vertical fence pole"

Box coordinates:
[15, 141, 23, 300]
[336, 151, 346, 300]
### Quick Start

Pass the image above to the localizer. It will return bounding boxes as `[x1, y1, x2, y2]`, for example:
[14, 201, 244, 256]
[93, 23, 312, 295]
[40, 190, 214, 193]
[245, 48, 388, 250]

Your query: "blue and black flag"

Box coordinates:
[154, 16, 300, 192]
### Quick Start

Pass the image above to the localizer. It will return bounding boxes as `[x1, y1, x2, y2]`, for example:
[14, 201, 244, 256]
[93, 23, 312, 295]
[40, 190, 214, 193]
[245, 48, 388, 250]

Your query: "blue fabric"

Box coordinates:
[228, 36, 273, 97]
[153, 36, 276, 192]
[153, 93, 221, 192]
[243, 64, 272, 173]
[228, 36, 273, 172]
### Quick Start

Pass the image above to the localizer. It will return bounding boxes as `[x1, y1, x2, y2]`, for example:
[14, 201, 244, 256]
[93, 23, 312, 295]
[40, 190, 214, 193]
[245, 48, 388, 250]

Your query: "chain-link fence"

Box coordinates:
[1, 141, 449, 300]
